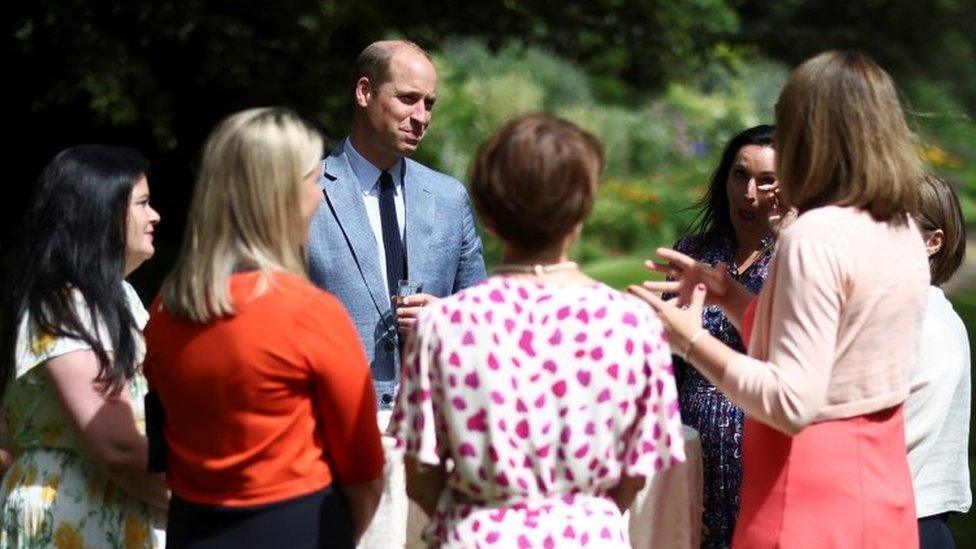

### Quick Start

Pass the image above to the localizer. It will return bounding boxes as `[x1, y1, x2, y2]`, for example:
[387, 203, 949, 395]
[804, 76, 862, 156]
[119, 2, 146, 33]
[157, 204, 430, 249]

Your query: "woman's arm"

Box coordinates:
[607, 474, 646, 513]
[339, 475, 385, 541]
[642, 247, 754, 329]
[404, 455, 446, 516]
[45, 350, 168, 509]
[631, 235, 843, 435]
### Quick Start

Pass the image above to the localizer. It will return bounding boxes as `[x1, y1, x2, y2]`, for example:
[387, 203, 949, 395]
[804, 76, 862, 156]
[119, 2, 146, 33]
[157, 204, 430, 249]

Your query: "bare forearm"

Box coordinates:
[683, 332, 743, 386]
[108, 469, 169, 510]
[92, 435, 169, 509]
[717, 281, 755, 331]
[607, 475, 645, 513]
[341, 477, 384, 542]
[405, 457, 445, 516]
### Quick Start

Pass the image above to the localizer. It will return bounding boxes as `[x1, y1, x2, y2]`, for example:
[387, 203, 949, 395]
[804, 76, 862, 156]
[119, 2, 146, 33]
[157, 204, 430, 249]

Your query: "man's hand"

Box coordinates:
[395, 293, 438, 334]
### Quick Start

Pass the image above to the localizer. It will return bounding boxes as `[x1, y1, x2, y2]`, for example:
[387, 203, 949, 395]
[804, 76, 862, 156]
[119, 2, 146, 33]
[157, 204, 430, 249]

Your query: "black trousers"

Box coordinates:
[166, 486, 354, 549]
[918, 513, 956, 549]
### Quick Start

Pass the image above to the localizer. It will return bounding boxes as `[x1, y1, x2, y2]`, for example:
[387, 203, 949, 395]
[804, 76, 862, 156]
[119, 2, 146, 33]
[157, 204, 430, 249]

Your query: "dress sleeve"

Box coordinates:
[719, 236, 845, 435]
[308, 296, 385, 485]
[389, 310, 442, 466]
[14, 290, 112, 380]
[624, 309, 686, 476]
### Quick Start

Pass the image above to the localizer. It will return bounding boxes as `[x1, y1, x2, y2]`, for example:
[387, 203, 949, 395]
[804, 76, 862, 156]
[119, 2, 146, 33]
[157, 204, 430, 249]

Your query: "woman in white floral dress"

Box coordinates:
[0, 145, 167, 548]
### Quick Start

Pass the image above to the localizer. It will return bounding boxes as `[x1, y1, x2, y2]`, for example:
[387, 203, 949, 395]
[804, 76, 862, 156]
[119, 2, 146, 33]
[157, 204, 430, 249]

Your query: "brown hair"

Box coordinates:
[470, 113, 604, 253]
[351, 40, 431, 95]
[916, 174, 966, 286]
[775, 51, 922, 223]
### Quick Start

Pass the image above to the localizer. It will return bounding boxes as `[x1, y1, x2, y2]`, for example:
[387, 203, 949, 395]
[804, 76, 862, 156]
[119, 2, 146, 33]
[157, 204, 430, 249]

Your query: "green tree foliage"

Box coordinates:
[736, 0, 976, 114]
[415, 40, 785, 264]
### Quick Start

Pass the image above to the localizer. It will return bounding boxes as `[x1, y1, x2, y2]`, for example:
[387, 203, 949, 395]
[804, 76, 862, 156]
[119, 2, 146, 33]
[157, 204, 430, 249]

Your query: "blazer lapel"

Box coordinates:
[321, 148, 390, 317]
[403, 160, 433, 285]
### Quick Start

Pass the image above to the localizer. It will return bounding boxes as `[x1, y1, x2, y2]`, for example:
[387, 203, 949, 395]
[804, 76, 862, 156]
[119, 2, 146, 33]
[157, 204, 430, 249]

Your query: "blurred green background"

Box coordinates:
[8, 0, 976, 542]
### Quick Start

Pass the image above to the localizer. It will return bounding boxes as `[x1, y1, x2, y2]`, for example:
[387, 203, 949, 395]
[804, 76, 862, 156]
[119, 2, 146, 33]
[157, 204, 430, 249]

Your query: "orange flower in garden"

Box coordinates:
[920, 143, 961, 168]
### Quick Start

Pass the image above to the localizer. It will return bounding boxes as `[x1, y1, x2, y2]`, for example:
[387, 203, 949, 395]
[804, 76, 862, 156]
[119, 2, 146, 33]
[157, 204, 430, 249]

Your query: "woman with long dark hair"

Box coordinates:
[0, 145, 166, 547]
[633, 51, 928, 547]
[666, 125, 777, 547]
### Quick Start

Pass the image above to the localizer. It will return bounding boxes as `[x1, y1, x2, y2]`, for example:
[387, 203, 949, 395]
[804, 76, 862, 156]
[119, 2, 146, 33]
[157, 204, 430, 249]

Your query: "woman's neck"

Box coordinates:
[734, 232, 770, 273]
[499, 248, 568, 266]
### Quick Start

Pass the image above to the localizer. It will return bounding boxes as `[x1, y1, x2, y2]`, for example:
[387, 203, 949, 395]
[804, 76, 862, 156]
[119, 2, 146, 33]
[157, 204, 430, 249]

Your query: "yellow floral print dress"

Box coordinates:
[0, 282, 164, 548]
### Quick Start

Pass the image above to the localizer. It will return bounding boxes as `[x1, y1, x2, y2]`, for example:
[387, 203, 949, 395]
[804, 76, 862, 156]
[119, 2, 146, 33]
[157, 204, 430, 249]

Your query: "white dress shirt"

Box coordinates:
[343, 138, 406, 296]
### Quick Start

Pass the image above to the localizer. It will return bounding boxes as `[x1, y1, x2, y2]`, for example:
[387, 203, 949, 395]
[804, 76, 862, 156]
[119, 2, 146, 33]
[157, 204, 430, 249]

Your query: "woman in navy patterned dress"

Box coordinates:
[667, 125, 777, 548]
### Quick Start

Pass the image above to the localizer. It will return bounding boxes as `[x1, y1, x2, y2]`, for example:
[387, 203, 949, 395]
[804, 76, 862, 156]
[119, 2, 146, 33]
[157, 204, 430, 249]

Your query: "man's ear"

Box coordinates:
[924, 228, 945, 258]
[354, 77, 372, 109]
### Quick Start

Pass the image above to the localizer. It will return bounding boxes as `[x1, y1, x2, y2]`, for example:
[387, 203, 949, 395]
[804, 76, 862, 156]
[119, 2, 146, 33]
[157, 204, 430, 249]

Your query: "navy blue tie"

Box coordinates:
[378, 171, 406, 298]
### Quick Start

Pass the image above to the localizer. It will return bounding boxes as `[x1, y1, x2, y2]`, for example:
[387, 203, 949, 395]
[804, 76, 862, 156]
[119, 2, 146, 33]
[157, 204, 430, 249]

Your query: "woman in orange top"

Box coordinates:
[144, 108, 385, 548]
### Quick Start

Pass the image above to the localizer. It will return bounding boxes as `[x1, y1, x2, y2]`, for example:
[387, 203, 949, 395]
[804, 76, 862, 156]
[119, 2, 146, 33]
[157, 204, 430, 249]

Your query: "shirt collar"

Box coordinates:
[343, 138, 404, 194]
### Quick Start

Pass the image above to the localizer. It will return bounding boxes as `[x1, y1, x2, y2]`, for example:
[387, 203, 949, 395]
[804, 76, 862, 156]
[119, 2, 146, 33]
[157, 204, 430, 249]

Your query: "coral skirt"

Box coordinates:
[733, 300, 917, 548]
[733, 410, 917, 548]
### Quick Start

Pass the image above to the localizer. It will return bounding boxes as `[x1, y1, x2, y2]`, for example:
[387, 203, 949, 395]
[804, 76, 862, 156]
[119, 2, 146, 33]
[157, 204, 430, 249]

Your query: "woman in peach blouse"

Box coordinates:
[631, 51, 929, 547]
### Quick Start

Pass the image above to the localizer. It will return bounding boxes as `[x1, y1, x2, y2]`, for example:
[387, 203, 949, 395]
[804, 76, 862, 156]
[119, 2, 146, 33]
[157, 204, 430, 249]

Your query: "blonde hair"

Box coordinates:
[161, 107, 323, 322]
[775, 51, 922, 222]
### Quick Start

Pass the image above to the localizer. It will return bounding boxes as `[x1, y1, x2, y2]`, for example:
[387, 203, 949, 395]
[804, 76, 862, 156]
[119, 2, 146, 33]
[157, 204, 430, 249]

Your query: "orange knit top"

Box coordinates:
[144, 271, 384, 506]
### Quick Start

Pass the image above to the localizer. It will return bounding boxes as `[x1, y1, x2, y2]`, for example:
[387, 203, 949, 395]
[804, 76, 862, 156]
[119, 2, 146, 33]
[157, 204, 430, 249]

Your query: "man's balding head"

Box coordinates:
[352, 40, 432, 94]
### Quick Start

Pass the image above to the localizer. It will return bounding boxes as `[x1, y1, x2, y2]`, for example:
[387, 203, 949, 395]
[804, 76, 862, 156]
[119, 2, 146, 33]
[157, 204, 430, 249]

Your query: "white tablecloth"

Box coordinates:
[360, 415, 702, 549]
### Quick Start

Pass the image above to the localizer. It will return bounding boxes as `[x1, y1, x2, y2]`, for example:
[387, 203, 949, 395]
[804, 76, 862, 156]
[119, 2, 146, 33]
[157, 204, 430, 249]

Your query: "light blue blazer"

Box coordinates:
[306, 144, 487, 408]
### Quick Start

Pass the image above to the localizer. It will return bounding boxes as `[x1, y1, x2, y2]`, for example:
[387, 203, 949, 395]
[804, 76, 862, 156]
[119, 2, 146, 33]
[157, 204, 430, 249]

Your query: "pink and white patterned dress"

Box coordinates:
[390, 276, 685, 547]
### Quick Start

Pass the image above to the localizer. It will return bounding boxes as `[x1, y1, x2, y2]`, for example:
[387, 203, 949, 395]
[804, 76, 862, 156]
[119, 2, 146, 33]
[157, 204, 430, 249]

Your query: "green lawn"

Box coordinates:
[584, 255, 976, 542]
[581, 255, 655, 289]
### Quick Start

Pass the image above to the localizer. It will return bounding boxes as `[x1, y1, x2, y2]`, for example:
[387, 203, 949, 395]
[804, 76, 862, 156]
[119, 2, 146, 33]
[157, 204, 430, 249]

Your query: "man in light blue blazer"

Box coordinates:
[307, 40, 486, 409]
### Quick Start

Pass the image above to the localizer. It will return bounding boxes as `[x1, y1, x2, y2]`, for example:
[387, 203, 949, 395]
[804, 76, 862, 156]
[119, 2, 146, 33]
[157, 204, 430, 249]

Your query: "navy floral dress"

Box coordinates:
[668, 233, 773, 549]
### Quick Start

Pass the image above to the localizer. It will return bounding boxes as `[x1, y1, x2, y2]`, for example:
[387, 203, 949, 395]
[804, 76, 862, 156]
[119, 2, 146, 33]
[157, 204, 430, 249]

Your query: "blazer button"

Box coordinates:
[381, 393, 393, 405]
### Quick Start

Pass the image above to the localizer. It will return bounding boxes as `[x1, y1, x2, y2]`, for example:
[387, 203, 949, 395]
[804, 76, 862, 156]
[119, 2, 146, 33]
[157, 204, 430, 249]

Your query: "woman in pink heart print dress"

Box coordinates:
[390, 114, 685, 548]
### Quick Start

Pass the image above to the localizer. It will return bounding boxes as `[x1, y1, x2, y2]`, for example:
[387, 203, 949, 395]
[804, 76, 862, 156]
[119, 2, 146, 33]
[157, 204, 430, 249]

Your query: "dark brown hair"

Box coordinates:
[470, 113, 604, 253]
[916, 174, 965, 286]
[686, 124, 775, 242]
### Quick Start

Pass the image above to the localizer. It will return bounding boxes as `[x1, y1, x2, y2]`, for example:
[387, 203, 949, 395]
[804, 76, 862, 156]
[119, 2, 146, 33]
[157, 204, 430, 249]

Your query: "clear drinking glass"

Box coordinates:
[394, 279, 423, 308]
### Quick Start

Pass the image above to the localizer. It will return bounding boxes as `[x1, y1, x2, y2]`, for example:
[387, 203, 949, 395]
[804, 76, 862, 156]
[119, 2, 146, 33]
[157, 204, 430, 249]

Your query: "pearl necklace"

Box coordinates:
[493, 261, 579, 276]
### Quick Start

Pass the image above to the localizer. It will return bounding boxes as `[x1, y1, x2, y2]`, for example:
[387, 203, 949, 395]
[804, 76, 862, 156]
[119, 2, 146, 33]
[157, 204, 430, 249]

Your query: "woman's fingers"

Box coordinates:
[655, 247, 696, 269]
[640, 280, 681, 294]
[643, 260, 674, 277]
[628, 284, 667, 311]
[690, 283, 707, 314]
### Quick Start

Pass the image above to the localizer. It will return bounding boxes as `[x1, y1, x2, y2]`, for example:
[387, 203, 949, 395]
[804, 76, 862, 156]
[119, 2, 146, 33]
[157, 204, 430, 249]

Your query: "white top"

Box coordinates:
[15, 281, 148, 378]
[343, 138, 406, 296]
[905, 286, 972, 517]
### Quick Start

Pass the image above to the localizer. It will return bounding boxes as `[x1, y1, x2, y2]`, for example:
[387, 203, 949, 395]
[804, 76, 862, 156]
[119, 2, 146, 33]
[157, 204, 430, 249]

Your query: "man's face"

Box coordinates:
[359, 50, 437, 160]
